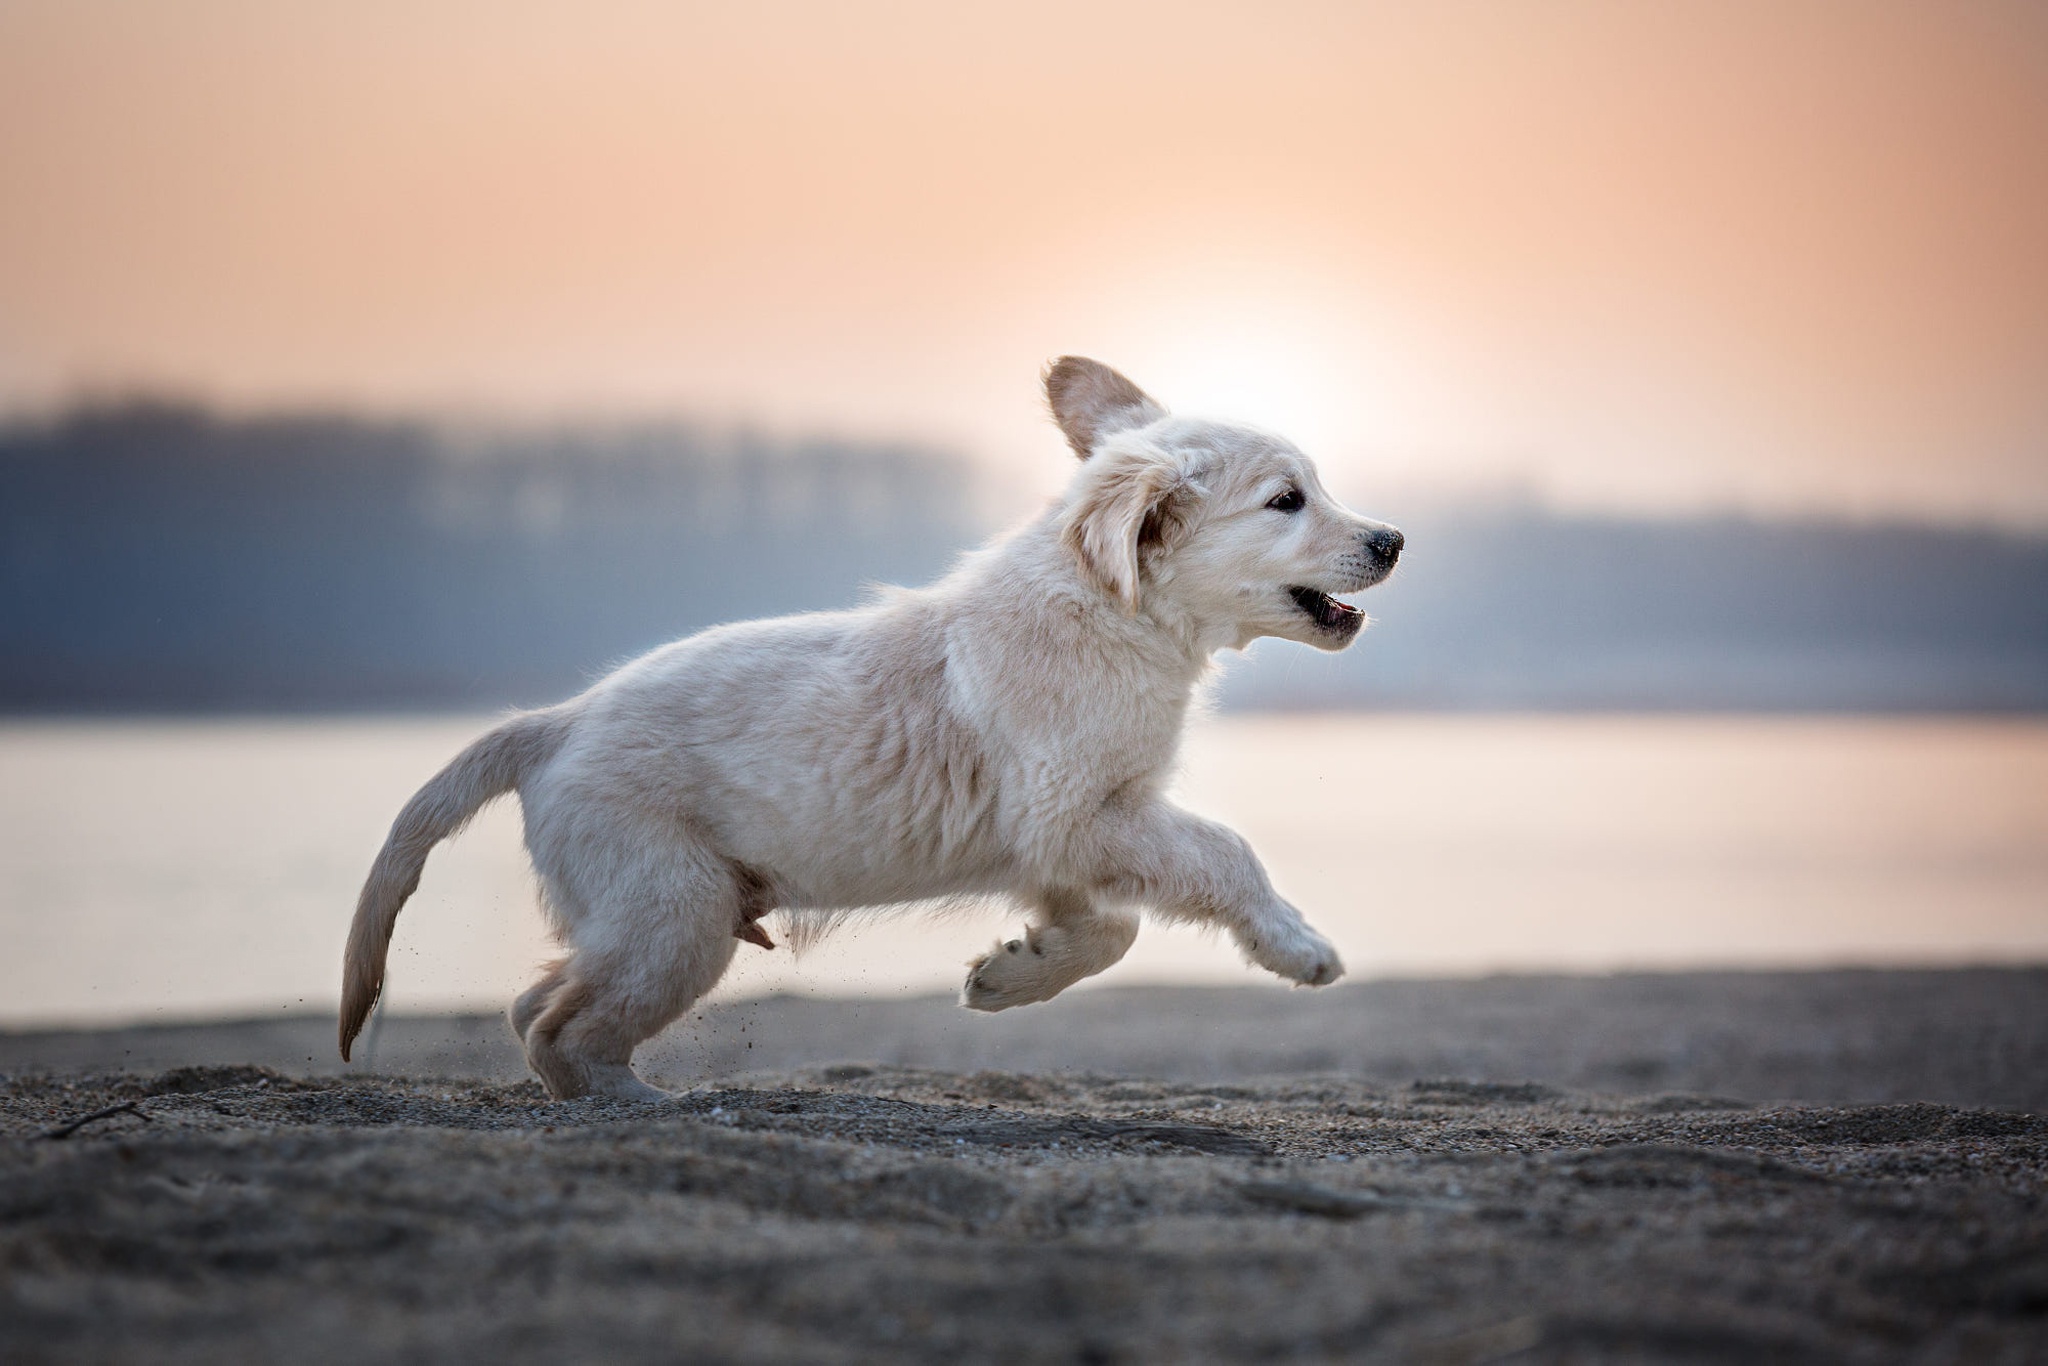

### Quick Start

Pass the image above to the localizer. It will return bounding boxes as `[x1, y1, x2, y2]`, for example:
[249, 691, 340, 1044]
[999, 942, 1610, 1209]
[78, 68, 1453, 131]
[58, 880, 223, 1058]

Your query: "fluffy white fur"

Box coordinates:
[340, 358, 1404, 1099]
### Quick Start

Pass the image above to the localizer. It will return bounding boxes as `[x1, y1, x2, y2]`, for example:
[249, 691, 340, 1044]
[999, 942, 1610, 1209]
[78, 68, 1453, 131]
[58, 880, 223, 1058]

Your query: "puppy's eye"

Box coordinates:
[1266, 488, 1305, 513]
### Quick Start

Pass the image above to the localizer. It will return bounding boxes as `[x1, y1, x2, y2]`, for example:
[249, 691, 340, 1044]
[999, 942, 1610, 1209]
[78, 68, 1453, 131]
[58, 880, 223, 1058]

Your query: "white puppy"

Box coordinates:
[340, 358, 1403, 1099]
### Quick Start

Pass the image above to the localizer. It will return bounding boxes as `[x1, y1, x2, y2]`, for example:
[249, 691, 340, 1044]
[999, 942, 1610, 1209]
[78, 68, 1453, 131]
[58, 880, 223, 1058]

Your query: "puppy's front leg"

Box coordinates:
[1096, 802, 1344, 988]
[962, 889, 1140, 1012]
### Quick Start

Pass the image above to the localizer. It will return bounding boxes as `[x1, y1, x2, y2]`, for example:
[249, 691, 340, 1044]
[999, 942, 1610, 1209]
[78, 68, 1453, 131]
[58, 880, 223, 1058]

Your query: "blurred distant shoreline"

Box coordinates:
[5, 400, 2045, 714]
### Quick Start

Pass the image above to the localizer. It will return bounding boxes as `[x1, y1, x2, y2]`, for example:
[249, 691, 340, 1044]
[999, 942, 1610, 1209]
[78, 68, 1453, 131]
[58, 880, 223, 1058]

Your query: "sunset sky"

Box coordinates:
[2, 0, 2045, 522]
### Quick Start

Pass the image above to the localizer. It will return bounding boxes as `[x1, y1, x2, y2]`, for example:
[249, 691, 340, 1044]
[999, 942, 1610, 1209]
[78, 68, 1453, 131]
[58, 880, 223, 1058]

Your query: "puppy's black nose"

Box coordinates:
[1367, 527, 1404, 565]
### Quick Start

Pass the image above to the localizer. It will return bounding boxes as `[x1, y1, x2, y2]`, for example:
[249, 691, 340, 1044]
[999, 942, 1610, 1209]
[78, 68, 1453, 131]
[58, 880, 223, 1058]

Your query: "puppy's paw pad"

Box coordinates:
[961, 953, 1011, 1012]
[961, 934, 1060, 1012]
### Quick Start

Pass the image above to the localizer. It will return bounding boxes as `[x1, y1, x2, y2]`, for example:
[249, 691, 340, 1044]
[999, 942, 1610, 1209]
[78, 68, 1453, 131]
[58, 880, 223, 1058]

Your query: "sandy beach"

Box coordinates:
[4, 969, 2045, 1362]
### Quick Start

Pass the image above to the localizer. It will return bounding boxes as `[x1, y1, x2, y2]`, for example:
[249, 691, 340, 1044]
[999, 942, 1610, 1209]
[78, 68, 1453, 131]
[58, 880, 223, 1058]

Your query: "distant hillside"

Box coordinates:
[2, 403, 2043, 712]
[1218, 506, 2048, 711]
[0, 402, 984, 709]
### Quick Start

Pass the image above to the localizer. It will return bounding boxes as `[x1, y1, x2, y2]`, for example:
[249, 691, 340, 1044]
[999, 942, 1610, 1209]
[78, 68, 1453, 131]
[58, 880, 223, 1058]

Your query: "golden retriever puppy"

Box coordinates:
[341, 358, 1403, 1099]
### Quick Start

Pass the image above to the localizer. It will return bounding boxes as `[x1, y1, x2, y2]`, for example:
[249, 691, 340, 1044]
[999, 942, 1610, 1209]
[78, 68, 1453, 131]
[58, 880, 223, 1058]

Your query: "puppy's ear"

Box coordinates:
[1061, 449, 1199, 612]
[1045, 356, 1166, 460]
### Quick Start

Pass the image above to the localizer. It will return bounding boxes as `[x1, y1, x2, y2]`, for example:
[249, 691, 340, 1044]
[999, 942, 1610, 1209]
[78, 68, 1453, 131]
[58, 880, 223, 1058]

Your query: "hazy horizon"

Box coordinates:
[6, 398, 2043, 716]
[9, 388, 2047, 534]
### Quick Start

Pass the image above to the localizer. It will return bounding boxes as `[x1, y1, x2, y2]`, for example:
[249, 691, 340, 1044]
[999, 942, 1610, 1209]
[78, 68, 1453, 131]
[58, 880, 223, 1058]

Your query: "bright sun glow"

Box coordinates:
[1076, 265, 1394, 476]
[1142, 330, 1343, 452]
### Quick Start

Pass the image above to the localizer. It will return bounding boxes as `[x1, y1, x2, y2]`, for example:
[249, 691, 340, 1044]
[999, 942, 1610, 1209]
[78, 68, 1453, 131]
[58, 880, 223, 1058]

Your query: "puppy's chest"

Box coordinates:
[950, 624, 1196, 815]
[1020, 702, 1184, 808]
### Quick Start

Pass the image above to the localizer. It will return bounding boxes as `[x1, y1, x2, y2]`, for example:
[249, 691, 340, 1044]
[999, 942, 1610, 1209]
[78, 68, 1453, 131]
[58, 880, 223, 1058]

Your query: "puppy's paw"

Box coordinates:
[961, 934, 1053, 1012]
[604, 1077, 679, 1104]
[1240, 920, 1345, 988]
[561, 1065, 676, 1103]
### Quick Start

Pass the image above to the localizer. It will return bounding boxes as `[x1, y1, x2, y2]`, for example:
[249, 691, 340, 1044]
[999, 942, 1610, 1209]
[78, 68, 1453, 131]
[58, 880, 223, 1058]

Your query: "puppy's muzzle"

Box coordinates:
[1340, 525, 1403, 591]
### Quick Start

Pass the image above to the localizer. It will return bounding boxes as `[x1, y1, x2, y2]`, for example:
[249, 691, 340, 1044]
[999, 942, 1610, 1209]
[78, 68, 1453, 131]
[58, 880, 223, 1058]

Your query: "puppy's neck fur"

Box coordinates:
[1002, 505, 1228, 674]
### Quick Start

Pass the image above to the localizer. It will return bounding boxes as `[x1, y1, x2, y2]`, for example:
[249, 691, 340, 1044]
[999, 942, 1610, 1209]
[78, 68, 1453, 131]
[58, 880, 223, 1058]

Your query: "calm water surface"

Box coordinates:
[2, 714, 2043, 1026]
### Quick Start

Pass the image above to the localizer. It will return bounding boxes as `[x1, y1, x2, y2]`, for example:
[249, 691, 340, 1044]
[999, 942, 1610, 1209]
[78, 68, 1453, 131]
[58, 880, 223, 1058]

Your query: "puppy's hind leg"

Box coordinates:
[509, 957, 569, 1045]
[963, 889, 1139, 1012]
[523, 847, 744, 1101]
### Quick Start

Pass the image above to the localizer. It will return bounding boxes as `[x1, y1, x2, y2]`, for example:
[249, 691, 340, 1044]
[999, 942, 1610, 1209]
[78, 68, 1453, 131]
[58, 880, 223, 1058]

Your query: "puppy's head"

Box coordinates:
[1049, 356, 1402, 651]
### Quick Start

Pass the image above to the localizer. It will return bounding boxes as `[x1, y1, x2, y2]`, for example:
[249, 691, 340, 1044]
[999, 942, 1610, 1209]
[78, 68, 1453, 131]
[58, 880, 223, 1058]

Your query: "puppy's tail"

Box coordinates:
[339, 707, 572, 1061]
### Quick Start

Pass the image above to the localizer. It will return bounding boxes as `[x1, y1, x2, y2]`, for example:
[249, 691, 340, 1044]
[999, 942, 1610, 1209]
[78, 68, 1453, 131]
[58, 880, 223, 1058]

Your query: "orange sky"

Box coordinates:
[2, 0, 2045, 521]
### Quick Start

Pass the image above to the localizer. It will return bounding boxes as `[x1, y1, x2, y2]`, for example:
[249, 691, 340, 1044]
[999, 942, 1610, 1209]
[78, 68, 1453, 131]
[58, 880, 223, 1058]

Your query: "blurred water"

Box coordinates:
[1, 714, 2043, 1027]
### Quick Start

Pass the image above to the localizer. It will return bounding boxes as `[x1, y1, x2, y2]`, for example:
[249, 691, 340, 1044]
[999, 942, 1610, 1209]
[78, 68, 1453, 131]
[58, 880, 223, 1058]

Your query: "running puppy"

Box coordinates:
[340, 358, 1403, 1099]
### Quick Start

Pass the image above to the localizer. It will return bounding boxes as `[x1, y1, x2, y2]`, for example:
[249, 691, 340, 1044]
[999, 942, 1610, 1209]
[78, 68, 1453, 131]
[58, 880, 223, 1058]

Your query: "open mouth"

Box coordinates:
[1288, 586, 1364, 634]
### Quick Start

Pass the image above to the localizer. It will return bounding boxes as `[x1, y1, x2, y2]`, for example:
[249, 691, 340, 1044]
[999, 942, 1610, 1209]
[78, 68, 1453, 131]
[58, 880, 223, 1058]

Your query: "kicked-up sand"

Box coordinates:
[2, 969, 2045, 1363]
